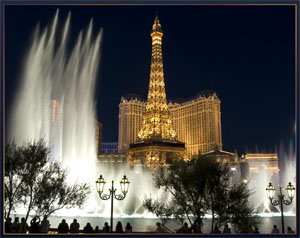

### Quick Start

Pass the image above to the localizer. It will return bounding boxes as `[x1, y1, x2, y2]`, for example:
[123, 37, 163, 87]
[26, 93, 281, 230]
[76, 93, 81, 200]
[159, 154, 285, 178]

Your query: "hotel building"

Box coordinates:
[169, 91, 222, 155]
[118, 91, 222, 156]
[95, 120, 103, 155]
[118, 95, 146, 153]
[118, 15, 222, 157]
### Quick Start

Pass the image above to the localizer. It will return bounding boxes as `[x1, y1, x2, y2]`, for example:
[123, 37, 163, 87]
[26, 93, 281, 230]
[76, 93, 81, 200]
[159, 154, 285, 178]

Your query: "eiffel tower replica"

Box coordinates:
[128, 14, 186, 171]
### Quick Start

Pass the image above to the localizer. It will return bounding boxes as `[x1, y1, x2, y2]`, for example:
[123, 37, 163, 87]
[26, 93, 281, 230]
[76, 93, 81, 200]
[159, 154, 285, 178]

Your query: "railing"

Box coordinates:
[130, 140, 185, 149]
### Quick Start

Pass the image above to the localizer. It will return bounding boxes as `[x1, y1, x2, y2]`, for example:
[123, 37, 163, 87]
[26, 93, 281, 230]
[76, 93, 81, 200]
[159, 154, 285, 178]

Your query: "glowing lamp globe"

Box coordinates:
[266, 182, 276, 200]
[96, 175, 106, 194]
[120, 175, 130, 194]
[286, 182, 295, 200]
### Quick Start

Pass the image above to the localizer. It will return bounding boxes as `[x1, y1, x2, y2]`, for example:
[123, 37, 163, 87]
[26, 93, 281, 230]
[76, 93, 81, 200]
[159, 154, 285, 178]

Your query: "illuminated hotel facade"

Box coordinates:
[117, 15, 278, 178]
[118, 95, 146, 153]
[169, 92, 222, 155]
[118, 15, 222, 157]
[118, 91, 222, 156]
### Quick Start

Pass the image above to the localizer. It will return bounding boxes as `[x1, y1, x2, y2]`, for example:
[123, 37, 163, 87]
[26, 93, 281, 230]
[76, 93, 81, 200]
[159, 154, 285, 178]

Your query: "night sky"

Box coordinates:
[4, 5, 296, 154]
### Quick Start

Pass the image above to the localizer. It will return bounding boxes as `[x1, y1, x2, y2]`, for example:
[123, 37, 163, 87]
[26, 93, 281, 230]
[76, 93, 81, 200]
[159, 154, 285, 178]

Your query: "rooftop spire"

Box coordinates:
[152, 12, 162, 33]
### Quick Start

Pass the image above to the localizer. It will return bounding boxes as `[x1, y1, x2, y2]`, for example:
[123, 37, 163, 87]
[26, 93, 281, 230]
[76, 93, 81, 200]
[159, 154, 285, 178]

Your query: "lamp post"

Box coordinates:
[96, 175, 129, 233]
[266, 182, 295, 233]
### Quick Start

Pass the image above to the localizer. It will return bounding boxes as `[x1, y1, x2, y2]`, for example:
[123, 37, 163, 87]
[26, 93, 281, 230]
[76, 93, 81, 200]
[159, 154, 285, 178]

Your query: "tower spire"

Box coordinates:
[138, 15, 177, 140]
[152, 12, 162, 33]
[128, 15, 186, 171]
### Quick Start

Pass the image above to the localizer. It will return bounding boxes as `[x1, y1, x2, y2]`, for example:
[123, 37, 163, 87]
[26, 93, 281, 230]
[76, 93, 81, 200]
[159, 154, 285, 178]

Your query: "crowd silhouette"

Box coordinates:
[4, 216, 134, 234]
[4, 216, 295, 234]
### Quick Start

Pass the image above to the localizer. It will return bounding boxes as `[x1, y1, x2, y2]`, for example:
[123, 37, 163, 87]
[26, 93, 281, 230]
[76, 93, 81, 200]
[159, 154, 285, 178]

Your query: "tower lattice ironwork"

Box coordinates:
[128, 15, 186, 171]
[137, 15, 177, 141]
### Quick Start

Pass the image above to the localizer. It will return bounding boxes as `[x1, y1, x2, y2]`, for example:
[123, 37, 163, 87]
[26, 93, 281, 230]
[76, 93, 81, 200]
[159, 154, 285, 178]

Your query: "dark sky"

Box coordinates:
[4, 5, 296, 154]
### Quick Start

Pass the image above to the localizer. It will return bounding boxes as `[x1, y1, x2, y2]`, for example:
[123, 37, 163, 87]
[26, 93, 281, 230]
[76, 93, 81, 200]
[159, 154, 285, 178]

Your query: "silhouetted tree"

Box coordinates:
[5, 139, 91, 223]
[33, 162, 90, 216]
[144, 198, 177, 225]
[5, 140, 49, 219]
[201, 158, 231, 232]
[5, 141, 23, 219]
[144, 158, 208, 231]
[143, 156, 260, 233]
[225, 181, 261, 233]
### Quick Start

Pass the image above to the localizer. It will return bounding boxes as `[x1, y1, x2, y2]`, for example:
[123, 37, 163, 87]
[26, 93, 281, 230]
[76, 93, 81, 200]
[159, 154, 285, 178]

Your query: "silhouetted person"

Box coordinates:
[191, 221, 202, 233]
[30, 216, 40, 233]
[102, 222, 110, 233]
[287, 227, 294, 233]
[70, 219, 80, 233]
[254, 227, 260, 234]
[5, 217, 13, 233]
[18, 218, 28, 233]
[58, 219, 69, 233]
[12, 217, 19, 233]
[223, 224, 231, 233]
[83, 223, 94, 233]
[125, 223, 132, 232]
[271, 225, 279, 233]
[116, 221, 124, 233]
[241, 225, 253, 233]
[155, 222, 168, 233]
[40, 215, 50, 233]
[213, 224, 221, 233]
[177, 222, 190, 233]
[94, 226, 100, 233]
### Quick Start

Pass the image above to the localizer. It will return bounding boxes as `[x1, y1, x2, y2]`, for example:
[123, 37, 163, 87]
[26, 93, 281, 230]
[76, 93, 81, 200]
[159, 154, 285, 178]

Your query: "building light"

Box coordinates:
[52, 100, 57, 122]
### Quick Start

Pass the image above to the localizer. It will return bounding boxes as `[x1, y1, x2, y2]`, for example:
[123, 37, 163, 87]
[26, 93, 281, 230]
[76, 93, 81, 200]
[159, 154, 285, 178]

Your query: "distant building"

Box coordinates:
[101, 142, 118, 154]
[118, 95, 146, 153]
[202, 146, 237, 163]
[244, 153, 279, 177]
[118, 16, 222, 157]
[97, 153, 127, 163]
[98, 142, 126, 163]
[169, 91, 222, 155]
[201, 148, 279, 181]
[202, 147, 240, 180]
[118, 91, 222, 156]
[95, 120, 103, 156]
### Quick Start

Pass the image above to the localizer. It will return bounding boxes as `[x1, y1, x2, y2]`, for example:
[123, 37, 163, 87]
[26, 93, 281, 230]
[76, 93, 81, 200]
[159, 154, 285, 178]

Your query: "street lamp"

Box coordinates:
[96, 175, 129, 233]
[266, 182, 295, 233]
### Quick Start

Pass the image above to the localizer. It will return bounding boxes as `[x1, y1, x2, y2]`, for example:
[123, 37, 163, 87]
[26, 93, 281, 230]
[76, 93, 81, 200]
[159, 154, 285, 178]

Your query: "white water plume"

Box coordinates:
[9, 9, 102, 196]
[8, 10, 169, 217]
[247, 143, 296, 214]
[9, 9, 296, 219]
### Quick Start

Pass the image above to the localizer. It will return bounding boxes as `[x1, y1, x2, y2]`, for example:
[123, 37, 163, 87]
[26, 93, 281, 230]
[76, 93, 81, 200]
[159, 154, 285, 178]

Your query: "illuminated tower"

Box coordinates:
[137, 15, 177, 141]
[128, 15, 186, 170]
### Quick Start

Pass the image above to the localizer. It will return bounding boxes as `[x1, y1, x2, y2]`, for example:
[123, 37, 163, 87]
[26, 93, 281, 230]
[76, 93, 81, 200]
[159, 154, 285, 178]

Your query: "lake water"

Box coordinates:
[14, 214, 296, 234]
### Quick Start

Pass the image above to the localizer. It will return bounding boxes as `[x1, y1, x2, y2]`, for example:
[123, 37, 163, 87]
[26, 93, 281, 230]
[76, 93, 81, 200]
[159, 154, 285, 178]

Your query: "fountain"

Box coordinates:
[8, 10, 168, 218]
[7, 10, 296, 228]
[246, 144, 296, 215]
[9, 9, 101, 213]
